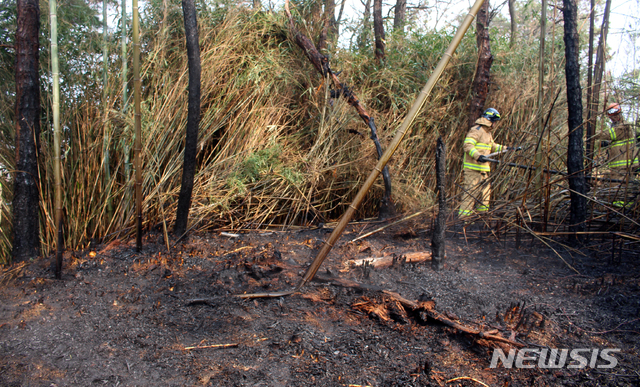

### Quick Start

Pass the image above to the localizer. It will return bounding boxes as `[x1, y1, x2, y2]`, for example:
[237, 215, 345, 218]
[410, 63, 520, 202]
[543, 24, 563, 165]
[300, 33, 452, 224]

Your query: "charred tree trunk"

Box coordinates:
[285, 1, 394, 218]
[373, 0, 385, 61]
[562, 0, 587, 241]
[584, 0, 595, 174]
[174, 0, 201, 237]
[585, 0, 611, 174]
[393, 0, 406, 32]
[431, 137, 446, 271]
[13, 0, 41, 263]
[468, 0, 493, 126]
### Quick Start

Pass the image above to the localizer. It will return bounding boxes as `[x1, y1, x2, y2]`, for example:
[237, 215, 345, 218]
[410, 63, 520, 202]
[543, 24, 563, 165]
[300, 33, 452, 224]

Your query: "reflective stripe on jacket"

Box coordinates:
[462, 117, 503, 172]
[594, 121, 638, 169]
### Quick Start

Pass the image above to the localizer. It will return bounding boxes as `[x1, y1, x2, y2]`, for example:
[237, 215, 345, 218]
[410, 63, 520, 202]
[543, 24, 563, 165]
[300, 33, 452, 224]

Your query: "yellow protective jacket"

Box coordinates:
[463, 117, 504, 172]
[594, 120, 638, 169]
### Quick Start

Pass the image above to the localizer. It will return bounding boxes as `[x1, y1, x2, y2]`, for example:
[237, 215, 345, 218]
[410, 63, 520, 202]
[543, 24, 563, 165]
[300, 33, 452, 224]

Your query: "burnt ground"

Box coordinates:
[1, 217, 639, 387]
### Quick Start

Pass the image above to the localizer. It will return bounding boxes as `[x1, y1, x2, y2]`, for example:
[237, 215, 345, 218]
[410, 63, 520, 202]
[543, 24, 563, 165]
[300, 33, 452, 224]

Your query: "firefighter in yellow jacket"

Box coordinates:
[458, 108, 505, 217]
[593, 102, 639, 207]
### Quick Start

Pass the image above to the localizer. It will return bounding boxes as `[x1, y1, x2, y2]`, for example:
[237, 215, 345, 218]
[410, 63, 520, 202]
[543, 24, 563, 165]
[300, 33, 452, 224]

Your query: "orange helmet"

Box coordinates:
[606, 103, 621, 117]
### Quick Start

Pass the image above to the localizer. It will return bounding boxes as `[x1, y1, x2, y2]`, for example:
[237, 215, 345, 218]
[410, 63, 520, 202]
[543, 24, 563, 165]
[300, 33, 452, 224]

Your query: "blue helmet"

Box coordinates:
[482, 108, 501, 122]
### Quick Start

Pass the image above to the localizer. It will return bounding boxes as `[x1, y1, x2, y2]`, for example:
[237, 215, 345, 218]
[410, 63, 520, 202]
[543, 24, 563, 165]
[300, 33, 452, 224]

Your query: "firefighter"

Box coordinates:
[458, 108, 506, 217]
[593, 102, 639, 207]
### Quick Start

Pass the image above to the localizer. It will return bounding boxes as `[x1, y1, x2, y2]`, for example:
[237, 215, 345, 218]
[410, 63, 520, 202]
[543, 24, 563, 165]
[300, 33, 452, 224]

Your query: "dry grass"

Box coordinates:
[0, 6, 637, 264]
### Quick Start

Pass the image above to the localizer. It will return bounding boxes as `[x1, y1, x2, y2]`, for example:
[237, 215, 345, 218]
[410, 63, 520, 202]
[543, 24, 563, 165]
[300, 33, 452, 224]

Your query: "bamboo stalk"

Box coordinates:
[50, 0, 63, 279]
[133, 0, 142, 251]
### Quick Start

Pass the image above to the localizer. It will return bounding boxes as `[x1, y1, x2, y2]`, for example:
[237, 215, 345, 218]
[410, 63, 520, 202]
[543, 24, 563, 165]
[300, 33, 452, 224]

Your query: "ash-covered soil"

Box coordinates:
[1, 218, 639, 386]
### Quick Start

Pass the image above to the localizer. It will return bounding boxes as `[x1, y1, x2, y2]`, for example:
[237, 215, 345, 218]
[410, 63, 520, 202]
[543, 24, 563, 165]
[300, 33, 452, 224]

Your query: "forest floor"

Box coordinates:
[1, 215, 639, 387]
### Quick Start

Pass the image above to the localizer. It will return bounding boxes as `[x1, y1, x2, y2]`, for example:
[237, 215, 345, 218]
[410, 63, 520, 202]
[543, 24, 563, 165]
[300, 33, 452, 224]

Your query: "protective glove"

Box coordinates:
[507, 146, 522, 151]
[600, 141, 610, 147]
[477, 155, 489, 163]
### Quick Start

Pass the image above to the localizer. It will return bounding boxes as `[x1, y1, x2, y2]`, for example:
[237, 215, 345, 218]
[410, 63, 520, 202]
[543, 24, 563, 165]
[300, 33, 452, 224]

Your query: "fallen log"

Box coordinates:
[343, 251, 431, 270]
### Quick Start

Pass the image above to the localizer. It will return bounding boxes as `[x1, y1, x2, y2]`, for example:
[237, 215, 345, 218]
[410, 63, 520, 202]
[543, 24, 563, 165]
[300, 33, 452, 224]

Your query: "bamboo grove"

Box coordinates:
[0, 0, 638, 265]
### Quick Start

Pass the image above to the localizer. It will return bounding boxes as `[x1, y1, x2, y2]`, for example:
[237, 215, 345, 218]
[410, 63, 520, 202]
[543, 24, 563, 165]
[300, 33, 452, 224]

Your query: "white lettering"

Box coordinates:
[567, 349, 590, 369]
[589, 349, 599, 368]
[538, 349, 568, 369]
[515, 348, 539, 369]
[598, 349, 620, 369]
[490, 348, 516, 369]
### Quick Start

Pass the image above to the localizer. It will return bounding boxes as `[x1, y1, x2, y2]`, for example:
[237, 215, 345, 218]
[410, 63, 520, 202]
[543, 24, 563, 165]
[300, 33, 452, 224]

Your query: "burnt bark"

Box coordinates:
[393, 0, 406, 32]
[373, 0, 385, 61]
[174, 0, 201, 237]
[13, 0, 41, 262]
[562, 0, 587, 240]
[431, 137, 446, 271]
[468, 0, 493, 126]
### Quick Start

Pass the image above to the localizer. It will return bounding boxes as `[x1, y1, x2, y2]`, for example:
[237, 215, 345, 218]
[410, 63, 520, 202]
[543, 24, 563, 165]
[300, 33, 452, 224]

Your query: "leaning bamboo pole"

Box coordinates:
[50, 0, 63, 279]
[133, 0, 142, 251]
[296, 0, 487, 289]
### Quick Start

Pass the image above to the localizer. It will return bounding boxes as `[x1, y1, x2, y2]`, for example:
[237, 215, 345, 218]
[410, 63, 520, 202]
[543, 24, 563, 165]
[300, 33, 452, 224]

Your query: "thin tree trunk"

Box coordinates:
[373, 0, 385, 61]
[393, 0, 406, 33]
[585, 0, 595, 174]
[468, 0, 493, 126]
[174, 0, 201, 237]
[13, 0, 41, 262]
[586, 0, 611, 174]
[121, 0, 130, 180]
[50, 0, 63, 278]
[335, 0, 345, 38]
[562, 0, 587, 241]
[533, 0, 547, 215]
[358, 0, 372, 51]
[103, 0, 113, 215]
[133, 0, 142, 251]
[508, 0, 516, 47]
[317, 0, 335, 52]
[431, 137, 446, 271]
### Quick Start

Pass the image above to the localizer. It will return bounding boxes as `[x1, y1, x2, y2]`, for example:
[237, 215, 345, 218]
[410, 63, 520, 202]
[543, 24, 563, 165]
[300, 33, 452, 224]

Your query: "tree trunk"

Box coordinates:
[562, 0, 587, 241]
[174, 0, 201, 237]
[103, 0, 113, 215]
[508, 0, 516, 47]
[468, 0, 493, 126]
[431, 137, 446, 271]
[133, 0, 142, 251]
[584, 0, 595, 175]
[13, 0, 41, 263]
[586, 0, 611, 174]
[121, 0, 130, 180]
[50, 0, 63, 278]
[335, 0, 345, 38]
[253, 0, 261, 10]
[317, 0, 336, 52]
[393, 0, 406, 33]
[373, 0, 385, 61]
[358, 0, 371, 51]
